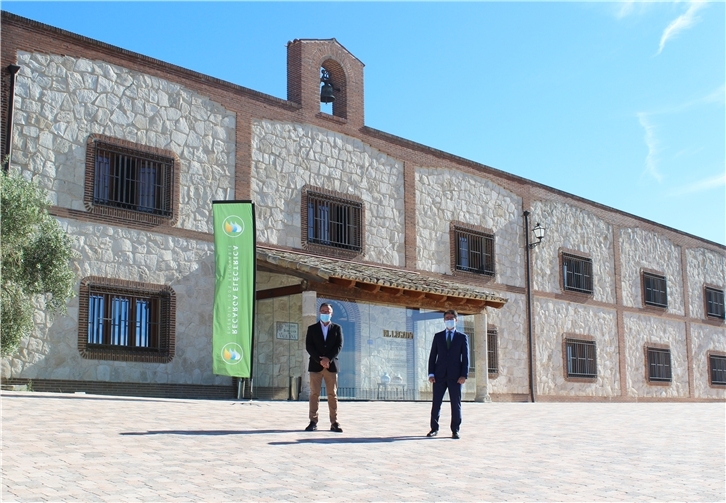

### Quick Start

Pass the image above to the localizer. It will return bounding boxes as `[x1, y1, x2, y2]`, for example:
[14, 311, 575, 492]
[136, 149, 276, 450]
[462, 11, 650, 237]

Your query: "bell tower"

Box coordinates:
[287, 39, 365, 129]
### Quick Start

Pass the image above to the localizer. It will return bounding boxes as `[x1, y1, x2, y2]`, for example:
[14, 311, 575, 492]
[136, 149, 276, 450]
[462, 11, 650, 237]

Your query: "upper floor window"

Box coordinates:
[455, 227, 494, 276]
[647, 347, 671, 382]
[306, 191, 362, 252]
[566, 338, 597, 378]
[705, 287, 725, 319]
[710, 354, 726, 385]
[94, 141, 174, 217]
[562, 254, 593, 294]
[78, 277, 175, 363]
[643, 272, 668, 308]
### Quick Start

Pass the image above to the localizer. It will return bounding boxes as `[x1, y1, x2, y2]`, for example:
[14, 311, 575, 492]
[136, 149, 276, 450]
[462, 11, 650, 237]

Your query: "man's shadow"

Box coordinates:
[120, 430, 432, 444]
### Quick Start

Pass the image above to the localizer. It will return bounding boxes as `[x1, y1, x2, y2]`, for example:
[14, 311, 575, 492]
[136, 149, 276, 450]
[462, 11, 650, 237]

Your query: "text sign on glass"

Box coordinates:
[383, 330, 413, 340]
[276, 322, 299, 340]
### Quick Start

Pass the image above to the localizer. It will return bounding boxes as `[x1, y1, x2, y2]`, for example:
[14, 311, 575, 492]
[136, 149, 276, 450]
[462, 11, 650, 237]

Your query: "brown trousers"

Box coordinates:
[308, 369, 338, 425]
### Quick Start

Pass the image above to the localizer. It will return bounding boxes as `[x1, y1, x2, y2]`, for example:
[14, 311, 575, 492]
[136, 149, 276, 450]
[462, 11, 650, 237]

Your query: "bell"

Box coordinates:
[320, 81, 335, 103]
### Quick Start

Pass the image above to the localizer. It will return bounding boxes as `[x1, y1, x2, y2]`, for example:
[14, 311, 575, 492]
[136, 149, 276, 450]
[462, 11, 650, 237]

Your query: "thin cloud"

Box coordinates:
[668, 172, 726, 196]
[656, 0, 707, 55]
[637, 112, 663, 182]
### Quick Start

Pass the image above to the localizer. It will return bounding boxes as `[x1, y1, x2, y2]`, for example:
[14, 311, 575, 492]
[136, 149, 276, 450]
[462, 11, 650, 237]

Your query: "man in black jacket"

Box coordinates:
[305, 303, 344, 432]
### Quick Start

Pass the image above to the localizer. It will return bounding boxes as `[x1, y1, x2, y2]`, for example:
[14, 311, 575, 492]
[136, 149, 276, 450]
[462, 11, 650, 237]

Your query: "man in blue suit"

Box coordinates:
[427, 309, 469, 439]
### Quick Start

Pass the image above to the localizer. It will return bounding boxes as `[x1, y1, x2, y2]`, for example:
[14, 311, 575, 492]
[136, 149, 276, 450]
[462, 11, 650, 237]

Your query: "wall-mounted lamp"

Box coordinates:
[529, 222, 546, 249]
[320, 68, 335, 103]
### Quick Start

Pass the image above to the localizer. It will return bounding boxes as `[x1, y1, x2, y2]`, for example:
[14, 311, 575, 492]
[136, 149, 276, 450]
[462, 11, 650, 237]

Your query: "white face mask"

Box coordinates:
[444, 319, 456, 330]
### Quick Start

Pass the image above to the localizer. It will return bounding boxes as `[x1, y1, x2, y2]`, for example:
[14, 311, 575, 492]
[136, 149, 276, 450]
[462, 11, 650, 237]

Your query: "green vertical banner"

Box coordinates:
[212, 201, 256, 378]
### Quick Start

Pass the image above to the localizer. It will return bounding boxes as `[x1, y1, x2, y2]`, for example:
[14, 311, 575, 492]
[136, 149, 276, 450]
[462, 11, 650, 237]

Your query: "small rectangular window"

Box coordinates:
[710, 355, 726, 385]
[706, 287, 725, 319]
[566, 339, 597, 378]
[455, 228, 494, 276]
[487, 329, 498, 374]
[643, 273, 668, 308]
[87, 288, 162, 350]
[94, 142, 173, 217]
[307, 192, 362, 252]
[562, 254, 593, 294]
[647, 347, 672, 382]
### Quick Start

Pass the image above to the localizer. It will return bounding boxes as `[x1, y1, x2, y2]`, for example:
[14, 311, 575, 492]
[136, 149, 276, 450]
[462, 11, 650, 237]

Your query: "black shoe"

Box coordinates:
[452, 431, 460, 439]
[330, 422, 343, 433]
[305, 422, 317, 431]
[426, 429, 438, 437]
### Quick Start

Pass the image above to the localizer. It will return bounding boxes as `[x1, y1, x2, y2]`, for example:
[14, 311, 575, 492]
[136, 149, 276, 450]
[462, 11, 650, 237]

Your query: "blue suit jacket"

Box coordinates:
[428, 330, 470, 381]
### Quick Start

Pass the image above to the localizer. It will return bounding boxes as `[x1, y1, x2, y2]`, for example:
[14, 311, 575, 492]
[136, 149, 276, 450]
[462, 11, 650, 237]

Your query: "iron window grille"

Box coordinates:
[647, 348, 672, 382]
[455, 228, 495, 276]
[562, 254, 593, 294]
[710, 355, 726, 385]
[706, 287, 725, 319]
[487, 329, 498, 374]
[643, 273, 668, 308]
[566, 339, 597, 378]
[87, 286, 169, 351]
[94, 142, 174, 217]
[307, 192, 362, 252]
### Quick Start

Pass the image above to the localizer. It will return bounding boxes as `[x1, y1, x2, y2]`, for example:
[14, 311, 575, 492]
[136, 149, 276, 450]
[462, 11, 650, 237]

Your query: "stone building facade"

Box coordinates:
[2, 12, 724, 401]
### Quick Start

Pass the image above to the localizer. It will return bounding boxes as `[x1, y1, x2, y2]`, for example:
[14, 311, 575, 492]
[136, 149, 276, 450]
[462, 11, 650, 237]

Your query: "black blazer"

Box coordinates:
[428, 330, 470, 381]
[306, 322, 343, 373]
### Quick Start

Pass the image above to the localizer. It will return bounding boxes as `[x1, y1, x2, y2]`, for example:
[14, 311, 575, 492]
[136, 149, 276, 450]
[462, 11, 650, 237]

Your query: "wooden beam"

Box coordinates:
[256, 282, 307, 300]
[405, 290, 426, 300]
[356, 282, 381, 293]
[425, 292, 448, 302]
[329, 277, 356, 288]
[379, 286, 404, 296]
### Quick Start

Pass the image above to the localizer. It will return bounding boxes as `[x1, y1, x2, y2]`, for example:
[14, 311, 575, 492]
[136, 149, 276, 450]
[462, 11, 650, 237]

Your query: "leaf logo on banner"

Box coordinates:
[221, 342, 244, 365]
[223, 216, 245, 237]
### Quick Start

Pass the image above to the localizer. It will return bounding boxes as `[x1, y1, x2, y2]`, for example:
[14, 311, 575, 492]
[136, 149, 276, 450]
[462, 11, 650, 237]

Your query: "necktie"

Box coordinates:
[447, 331, 452, 349]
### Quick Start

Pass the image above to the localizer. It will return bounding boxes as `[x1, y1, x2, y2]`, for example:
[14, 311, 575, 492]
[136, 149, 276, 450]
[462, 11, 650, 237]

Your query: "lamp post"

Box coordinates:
[523, 211, 545, 403]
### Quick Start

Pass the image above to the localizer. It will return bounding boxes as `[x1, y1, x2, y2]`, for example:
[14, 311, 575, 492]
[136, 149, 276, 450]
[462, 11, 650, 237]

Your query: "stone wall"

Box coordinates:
[620, 228, 684, 315]
[691, 323, 726, 398]
[686, 248, 726, 320]
[251, 120, 405, 266]
[624, 313, 688, 398]
[415, 167, 524, 286]
[1, 219, 230, 386]
[531, 201, 616, 303]
[487, 293, 530, 395]
[534, 299, 619, 397]
[10, 51, 236, 233]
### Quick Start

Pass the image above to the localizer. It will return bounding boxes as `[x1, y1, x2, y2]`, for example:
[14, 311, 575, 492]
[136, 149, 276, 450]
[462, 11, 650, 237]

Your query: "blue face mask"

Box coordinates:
[320, 313, 332, 323]
[444, 319, 456, 330]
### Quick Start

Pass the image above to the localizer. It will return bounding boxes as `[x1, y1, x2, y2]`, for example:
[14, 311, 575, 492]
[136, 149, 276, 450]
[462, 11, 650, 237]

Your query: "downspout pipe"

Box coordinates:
[523, 210, 536, 403]
[3, 64, 21, 171]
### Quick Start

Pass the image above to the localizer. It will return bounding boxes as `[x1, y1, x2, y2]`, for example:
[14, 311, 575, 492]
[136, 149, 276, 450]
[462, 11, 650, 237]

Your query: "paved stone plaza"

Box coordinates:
[1, 392, 724, 502]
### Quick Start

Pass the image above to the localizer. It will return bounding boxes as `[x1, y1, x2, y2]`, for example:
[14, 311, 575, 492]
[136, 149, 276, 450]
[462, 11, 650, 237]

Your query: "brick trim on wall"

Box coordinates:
[77, 276, 176, 363]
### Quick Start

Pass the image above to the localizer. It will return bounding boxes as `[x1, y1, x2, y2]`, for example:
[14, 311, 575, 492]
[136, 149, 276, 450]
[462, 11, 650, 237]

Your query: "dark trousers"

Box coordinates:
[430, 378, 463, 433]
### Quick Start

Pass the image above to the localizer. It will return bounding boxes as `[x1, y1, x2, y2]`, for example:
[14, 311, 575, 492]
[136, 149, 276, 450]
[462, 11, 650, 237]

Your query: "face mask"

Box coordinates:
[444, 319, 456, 330]
[320, 313, 332, 323]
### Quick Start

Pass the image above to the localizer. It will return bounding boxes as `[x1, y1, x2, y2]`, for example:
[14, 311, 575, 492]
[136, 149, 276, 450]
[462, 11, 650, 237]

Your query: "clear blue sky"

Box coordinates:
[4, 1, 725, 245]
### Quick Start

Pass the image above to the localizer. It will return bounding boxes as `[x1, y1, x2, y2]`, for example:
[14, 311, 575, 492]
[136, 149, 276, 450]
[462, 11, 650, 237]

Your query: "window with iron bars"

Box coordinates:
[455, 228, 494, 276]
[307, 192, 362, 252]
[566, 339, 597, 378]
[647, 347, 672, 382]
[706, 287, 725, 319]
[487, 329, 498, 374]
[94, 142, 174, 217]
[87, 286, 169, 351]
[643, 273, 668, 308]
[710, 355, 726, 385]
[562, 254, 593, 294]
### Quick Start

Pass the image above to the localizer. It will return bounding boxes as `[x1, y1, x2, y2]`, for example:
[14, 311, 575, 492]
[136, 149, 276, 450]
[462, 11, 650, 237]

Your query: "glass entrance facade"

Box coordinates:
[252, 295, 477, 400]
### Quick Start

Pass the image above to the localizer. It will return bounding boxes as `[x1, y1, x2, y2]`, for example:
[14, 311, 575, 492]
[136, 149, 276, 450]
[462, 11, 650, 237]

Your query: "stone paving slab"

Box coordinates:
[2, 391, 724, 502]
